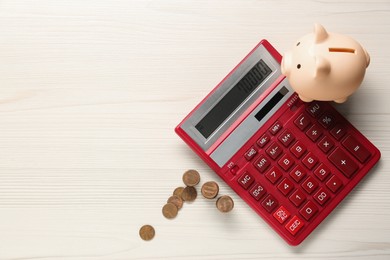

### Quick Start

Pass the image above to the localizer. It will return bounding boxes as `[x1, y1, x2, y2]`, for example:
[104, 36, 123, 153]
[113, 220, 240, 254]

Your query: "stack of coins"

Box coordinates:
[140, 169, 235, 241]
[162, 169, 200, 219]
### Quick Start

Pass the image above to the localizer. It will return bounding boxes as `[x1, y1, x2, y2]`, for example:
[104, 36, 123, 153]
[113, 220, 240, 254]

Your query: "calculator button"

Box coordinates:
[285, 215, 304, 236]
[342, 135, 371, 163]
[328, 147, 359, 178]
[299, 201, 319, 221]
[290, 141, 307, 159]
[269, 121, 282, 135]
[238, 172, 255, 190]
[273, 206, 291, 224]
[289, 189, 306, 207]
[301, 176, 319, 194]
[278, 154, 295, 171]
[257, 133, 271, 148]
[314, 163, 331, 181]
[262, 194, 278, 213]
[330, 124, 347, 140]
[302, 152, 319, 170]
[254, 155, 271, 173]
[290, 165, 307, 183]
[306, 102, 323, 118]
[278, 178, 294, 196]
[294, 113, 311, 130]
[306, 124, 323, 142]
[326, 175, 343, 193]
[318, 135, 335, 153]
[318, 114, 335, 129]
[266, 142, 283, 160]
[230, 165, 239, 175]
[265, 166, 283, 184]
[249, 183, 267, 201]
[244, 146, 258, 161]
[278, 129, 295, 147]
[314, 188, 331, 206]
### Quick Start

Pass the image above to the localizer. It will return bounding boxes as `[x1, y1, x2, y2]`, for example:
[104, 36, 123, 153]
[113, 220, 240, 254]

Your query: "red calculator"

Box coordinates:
[175, 40, 380, 245]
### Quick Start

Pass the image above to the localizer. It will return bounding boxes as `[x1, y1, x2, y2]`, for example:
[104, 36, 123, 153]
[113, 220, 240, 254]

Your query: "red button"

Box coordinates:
[273, 206, 291, 224]
[249, 183, 267, 201]
[254, 155, 271, 173]
[266, 142, 283, 160]
[326, 175, 343, 193]
[265, 166, 283, 184]
[237, 172, 255, 190]
[306, 124, 323, 142]
[301, 176, 319, 194]
[262, 194, 278, 213]
[306, 102, 323, 118]
[317, 135, 335, 154]
[285, 215, 304, 236]
[257, 133, 271, 148]
[314, 163, 331, 181]
[277, 178, 294, 196]
[299, 200, 318, 221]
[278, 129, 295, 147]
[278, 154, 295, 171]
[290, 141, 307, 159]
[269, 121, 282, 135]
[342, 135, 371, 163]
[314, 188, 331, 206]
[328, 147, 359, 178]
[302, 152, 319, 170]
[289, 189, 306, 207]
[244, 146, 257, 161]
[289, 165, 307, 183]
[294, 113, 311, 130]
[318, 113, 335, 129]
[230, 165, 239, 175]
[330, 124, 347, 140]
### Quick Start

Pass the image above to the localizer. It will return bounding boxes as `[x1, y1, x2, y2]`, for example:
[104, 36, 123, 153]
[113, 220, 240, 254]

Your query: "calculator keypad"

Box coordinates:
[234, 100, 376, 243]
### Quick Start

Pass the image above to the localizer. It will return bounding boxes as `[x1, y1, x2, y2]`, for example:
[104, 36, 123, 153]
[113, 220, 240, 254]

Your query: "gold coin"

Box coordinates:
[173, 187, 185, 198]
[216, 195, 234, 213]
[182, 169, 200, 187]
[139, 225, 155, 241]
[201, 181, 219, 199]
[162, 203, 178, 219]
[181, 186, 197, 202]
[167, 195, 183, 209]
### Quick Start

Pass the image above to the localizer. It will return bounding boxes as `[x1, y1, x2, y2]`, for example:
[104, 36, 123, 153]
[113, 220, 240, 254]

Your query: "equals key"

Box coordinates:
[342, 135, 371, 163]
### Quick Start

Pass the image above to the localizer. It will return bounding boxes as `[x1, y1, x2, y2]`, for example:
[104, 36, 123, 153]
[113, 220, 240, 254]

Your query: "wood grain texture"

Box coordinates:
[0, 0, 389, 259]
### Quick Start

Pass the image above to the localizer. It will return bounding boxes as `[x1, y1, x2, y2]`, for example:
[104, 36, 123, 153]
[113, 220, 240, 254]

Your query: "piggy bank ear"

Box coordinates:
[315, 56, 331, 78]
[314, 23, 328, 43]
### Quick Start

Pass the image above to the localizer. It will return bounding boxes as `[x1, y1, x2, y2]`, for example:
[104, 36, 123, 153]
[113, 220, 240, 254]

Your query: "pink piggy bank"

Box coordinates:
[281, 24, 370, 103]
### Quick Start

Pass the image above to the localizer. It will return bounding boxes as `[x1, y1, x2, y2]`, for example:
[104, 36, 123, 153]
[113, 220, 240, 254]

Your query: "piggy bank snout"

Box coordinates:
[281, 52, 292, 76]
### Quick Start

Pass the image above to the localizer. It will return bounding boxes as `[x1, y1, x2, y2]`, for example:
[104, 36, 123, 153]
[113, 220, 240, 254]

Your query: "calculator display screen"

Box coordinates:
[195, 59, 272, 138]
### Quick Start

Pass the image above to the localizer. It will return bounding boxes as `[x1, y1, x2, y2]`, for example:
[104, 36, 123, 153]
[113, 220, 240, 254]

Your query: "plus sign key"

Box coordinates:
[328, 147, 359, 178]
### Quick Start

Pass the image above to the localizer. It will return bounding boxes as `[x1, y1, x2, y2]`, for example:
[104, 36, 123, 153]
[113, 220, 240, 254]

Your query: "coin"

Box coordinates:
[139, 225, 155, 241]
[167, 195, 183, 209]
[216, 195, 234, 213]
[181, 186, 197, 202]
[182, 169, 200, 187]
[173, 187, 185, 198]
[201, 181, 219, 199]
[162, 203, 178, 219]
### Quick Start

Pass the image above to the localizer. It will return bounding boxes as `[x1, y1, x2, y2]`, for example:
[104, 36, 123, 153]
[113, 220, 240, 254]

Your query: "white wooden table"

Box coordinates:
[0, 0, 389, 259]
